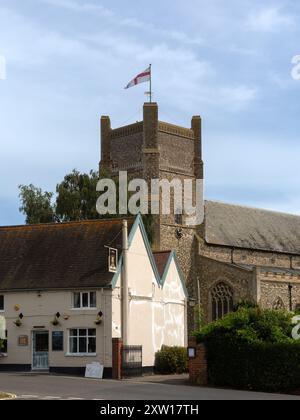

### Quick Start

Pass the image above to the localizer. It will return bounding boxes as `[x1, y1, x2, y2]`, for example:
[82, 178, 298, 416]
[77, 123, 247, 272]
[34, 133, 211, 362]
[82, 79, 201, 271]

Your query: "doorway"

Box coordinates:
[32, 331, 49, 370]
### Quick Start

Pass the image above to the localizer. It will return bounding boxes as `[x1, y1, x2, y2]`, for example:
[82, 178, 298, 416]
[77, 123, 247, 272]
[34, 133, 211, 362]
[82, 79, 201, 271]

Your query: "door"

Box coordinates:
[32, 331, 49, 370]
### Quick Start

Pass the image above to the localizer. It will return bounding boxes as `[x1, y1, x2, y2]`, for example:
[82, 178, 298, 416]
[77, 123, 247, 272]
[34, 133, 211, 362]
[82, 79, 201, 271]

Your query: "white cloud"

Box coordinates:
[42, 0, 206, 47]
[246, 7, 294, 32]
[42, 0, 113, 17]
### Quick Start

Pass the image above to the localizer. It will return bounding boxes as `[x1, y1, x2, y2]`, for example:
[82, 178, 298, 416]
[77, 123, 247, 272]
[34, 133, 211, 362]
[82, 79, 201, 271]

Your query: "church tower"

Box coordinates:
[99, 103, 204, 308]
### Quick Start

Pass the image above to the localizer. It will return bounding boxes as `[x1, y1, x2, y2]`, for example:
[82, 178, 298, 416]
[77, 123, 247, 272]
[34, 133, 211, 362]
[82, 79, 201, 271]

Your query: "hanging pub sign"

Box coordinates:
[108, 248, 118, 273]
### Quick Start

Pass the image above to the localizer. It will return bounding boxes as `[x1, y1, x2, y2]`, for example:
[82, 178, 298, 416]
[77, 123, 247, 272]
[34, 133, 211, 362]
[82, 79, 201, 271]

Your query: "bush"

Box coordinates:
[194, 307, 300, 392]
[155, 346, 187, 374]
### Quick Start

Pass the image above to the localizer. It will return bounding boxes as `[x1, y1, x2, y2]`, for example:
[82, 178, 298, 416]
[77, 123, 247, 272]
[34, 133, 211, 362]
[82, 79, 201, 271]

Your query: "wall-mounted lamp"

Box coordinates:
[95, 311, 103, 326]
[51, 313, 61, 326]
[14, 313, 24, 327]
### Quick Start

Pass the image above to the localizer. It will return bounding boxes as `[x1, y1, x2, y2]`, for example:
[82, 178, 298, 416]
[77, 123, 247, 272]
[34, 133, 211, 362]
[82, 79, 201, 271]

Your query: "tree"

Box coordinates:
[19, 184, 54, 224]
[56, 170, 100, 221]
[18, 169, 154, 243]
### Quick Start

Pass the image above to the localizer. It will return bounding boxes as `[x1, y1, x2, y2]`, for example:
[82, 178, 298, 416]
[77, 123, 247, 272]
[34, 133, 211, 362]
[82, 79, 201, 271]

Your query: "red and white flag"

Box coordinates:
[125, 66, 151, 89]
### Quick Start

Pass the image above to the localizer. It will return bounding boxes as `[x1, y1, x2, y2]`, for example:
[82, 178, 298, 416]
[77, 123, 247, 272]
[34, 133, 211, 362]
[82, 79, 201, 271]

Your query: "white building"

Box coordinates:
[0, 215, 187, 376]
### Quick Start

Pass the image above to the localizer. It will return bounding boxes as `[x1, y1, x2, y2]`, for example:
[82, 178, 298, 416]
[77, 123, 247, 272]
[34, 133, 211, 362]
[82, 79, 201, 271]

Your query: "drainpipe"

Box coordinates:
[289, 283, 293, 312]
[122, 220, 129, 346]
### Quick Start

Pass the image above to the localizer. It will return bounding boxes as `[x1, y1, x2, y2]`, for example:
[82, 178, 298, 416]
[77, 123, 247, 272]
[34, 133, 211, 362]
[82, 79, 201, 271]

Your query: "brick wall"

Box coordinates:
[188, 337, 208, 385]
[112, 338, 123, 380]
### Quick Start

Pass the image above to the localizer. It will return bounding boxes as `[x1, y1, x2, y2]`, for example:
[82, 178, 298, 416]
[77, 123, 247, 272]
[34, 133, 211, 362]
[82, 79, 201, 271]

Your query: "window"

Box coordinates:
[73, 292, 96, 309]
[0, 295, 4, 311]
[69, 329, 96, 355]
[211, 282, 234, 321]
[52, 331, 64, 352]
[0, 330, 7, 354]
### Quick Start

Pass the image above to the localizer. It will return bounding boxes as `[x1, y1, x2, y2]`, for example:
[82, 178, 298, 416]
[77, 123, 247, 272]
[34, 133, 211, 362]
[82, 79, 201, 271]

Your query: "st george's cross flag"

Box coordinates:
[125, 66, 151, 89]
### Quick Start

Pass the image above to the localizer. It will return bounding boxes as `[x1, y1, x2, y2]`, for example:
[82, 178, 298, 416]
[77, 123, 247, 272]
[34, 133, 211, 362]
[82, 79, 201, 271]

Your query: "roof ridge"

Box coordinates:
[0, 216, 135, 230]
[206, 199, 300, 219]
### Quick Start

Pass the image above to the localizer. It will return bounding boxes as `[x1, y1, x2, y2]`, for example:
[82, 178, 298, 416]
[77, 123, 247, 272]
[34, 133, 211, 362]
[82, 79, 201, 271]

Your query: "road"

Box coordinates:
[0, 372, 299, 400]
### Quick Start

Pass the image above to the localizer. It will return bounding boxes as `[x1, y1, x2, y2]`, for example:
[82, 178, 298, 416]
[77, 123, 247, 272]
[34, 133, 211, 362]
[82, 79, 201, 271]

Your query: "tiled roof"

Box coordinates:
[205, 201, 300, 255]
[153, 251, 172, 278]
[0, 218, 134, 291]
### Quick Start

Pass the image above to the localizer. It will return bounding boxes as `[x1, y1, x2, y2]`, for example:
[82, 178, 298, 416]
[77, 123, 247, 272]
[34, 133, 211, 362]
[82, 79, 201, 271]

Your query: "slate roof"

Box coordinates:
[205, 201, 300, 255]
[153, 251, 172, 278]
[0, 218, 134, 291]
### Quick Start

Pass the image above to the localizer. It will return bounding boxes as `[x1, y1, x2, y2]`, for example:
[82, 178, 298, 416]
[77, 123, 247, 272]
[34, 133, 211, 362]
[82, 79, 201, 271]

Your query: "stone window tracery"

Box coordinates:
[211, 282, 234, 321]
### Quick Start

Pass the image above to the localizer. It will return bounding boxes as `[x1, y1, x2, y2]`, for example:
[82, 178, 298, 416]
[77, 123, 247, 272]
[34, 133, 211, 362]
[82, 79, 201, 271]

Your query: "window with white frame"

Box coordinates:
[73, 292, 96, 309]
[0, 295, 4, 311]
[69, 329, 96, 355]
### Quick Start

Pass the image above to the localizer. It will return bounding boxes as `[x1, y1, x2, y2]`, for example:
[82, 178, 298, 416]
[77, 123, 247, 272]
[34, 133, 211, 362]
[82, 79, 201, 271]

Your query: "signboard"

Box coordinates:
[85, 362, 104, 379]
[188, 347, 196, 359]
[18, 336, 29, 347]
[108, 248, 118, 273]
[0, 316, 6, 340]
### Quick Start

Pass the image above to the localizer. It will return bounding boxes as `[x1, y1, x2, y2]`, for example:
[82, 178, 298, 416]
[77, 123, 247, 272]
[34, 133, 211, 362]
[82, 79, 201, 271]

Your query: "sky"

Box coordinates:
[0, 0, 300, 225]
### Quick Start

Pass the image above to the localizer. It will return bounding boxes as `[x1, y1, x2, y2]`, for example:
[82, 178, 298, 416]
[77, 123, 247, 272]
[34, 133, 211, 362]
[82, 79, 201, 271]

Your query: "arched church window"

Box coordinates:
[272, 297, 285, 311]
[211, 282, 234, 321]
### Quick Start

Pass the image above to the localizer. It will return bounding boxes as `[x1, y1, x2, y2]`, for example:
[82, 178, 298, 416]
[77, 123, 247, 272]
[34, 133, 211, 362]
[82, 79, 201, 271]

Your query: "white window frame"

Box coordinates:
[72, 291, 97, 310]
[66, 328, 97, 357]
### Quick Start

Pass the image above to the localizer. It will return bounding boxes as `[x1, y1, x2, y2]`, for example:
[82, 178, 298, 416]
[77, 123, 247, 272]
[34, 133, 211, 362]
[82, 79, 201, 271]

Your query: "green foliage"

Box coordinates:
[19, 184, 54, 224]
[233, 299, 259, 312]
[155, 345, 188, 374]
[18, 169, 155, 242]
[195, 307, 300, 392]
[56, 170, 99, 221]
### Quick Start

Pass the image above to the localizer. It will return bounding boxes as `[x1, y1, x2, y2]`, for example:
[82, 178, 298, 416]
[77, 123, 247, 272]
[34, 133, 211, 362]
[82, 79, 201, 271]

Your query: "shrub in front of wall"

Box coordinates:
[155, 346, 188, 374]
[194, 307, 300, 392]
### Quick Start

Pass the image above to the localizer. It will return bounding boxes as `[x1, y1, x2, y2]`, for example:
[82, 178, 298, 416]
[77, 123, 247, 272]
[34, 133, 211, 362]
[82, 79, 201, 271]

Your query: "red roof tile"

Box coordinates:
[153, 251, 172, 278]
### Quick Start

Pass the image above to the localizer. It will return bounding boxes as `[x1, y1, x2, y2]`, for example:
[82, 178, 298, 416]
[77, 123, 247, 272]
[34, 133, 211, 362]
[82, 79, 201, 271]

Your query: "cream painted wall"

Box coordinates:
[112, 226, 187, 367]
[0, 289, 113, 368]
[0, 223, 187, 371]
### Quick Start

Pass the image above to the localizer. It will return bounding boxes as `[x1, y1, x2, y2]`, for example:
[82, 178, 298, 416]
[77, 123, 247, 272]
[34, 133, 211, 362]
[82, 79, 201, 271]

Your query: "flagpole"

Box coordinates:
[149, 64, 152, 103]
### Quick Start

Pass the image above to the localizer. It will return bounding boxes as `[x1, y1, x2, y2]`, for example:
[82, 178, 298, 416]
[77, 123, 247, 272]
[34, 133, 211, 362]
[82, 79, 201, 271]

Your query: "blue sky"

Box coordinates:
[0, 0, 299, 225]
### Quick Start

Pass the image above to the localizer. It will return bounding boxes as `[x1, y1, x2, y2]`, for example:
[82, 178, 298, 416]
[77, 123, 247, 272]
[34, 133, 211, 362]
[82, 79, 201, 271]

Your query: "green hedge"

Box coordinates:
[155, 346, 187, 374]
[195, 307, 300, 392]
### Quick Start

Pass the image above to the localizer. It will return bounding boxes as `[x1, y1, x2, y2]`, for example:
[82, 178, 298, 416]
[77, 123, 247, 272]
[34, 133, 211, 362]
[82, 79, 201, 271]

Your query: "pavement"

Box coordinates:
[0, 372, 299, 400]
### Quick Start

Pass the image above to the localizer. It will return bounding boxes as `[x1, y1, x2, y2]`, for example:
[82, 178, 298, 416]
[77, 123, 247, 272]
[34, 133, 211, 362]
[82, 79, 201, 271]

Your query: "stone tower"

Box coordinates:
[100, 103, 204, 307]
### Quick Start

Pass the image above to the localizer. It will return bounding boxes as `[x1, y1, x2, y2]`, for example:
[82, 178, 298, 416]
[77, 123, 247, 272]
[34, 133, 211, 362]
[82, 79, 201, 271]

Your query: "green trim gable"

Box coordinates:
[110, 215, 161, 289]
[110, 215, 187, 299]
[128, 214, 161, 285]
[160, 250, 188, 298]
